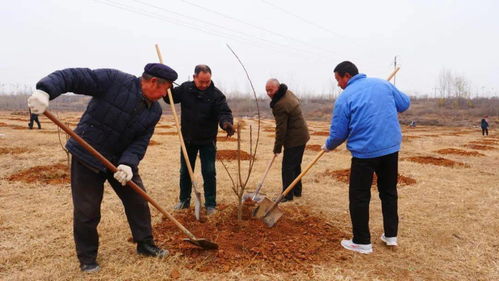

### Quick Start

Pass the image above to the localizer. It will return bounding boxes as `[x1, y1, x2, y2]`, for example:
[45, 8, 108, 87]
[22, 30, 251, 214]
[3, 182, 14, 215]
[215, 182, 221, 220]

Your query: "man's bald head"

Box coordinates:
[265, 78, 280, 98]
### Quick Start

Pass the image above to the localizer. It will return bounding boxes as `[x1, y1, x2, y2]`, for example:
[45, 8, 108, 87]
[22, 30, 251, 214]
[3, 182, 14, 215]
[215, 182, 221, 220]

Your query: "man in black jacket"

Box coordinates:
[27, 63, 177, 273]
[165, 64, 234, 215]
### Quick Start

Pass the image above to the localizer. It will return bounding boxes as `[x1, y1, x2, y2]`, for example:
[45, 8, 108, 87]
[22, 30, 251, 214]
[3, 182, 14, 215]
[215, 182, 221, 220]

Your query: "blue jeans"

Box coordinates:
[179, 142, 217, 208]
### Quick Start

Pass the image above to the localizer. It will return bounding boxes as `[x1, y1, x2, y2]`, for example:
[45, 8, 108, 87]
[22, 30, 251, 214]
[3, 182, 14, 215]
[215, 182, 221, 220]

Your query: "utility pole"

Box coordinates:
[393, 56, 398, 86]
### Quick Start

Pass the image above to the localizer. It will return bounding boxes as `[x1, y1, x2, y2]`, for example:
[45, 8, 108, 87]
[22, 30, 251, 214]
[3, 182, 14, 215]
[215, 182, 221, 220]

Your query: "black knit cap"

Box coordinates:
[144, 63, 178, 82]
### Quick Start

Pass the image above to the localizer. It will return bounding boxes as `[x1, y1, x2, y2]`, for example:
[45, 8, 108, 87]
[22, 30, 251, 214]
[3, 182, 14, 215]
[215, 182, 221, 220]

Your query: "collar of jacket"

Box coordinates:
[137, 78, 153, 108]
[346, 73, 367, 88]
[270, 83, 288, 108]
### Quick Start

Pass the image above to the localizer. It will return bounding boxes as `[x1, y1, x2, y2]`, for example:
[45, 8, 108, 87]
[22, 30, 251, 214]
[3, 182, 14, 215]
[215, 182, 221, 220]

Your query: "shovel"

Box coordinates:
[156, 44, 202, 220]
[242, 154, 277, 202]
[253, 150, 325, 227]
[43, 111, 218, 250]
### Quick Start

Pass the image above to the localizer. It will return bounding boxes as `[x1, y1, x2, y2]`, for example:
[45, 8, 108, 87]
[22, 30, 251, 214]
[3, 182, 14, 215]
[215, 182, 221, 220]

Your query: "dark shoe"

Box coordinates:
[137, 242, 169, 258]
[294, 193, 302, 198]
[80, 262, 100, 273]
[206, 207, 217, 216]
[173, 200, 190, 210]
[280, 197, 293, 203]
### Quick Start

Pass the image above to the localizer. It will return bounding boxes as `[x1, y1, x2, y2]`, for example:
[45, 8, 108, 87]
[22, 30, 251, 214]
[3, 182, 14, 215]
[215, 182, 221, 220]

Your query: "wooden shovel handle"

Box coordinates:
[155, 44, 200, 192]
[387, 67, 400, 82]
[43, 111, 198, 240]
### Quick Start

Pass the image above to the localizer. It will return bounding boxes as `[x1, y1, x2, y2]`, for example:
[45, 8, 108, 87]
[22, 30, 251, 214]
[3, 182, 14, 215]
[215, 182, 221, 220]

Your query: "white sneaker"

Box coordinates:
[380, 234, 398, 246]
[340, 239, 373, 254]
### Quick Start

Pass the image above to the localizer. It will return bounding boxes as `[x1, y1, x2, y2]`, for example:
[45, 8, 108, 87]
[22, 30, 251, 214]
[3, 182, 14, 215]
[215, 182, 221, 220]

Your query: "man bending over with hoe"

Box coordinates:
[322, 61, 410, 254]
[27, 63, 177, 272]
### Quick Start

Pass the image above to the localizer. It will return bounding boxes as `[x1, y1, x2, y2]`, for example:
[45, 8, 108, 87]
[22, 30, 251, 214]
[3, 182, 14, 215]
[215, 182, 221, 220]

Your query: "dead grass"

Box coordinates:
[1, 112, 498, 281]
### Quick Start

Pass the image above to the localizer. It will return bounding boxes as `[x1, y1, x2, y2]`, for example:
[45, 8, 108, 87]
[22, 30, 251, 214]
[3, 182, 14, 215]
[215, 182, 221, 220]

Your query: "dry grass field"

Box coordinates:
[1, 111, 498, 281]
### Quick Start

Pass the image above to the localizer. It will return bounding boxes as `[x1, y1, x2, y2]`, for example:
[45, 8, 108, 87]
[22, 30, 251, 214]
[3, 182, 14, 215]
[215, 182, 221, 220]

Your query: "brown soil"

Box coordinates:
[6, 163, 70, 185]
[0, 147, 31, 155]
[405, 156, 469, 167]
[318, 169, 416, 186]
[306, 144, 322, 151]
[216, 136, 236, 142]
[468, 140, 498, 145]
[311, 131, 329, 136]
[435, 148, 485, 157]
[149, 140, 161, 146]
[463, 144, 496, 150]
[156, 124, 172, 129]
[402, 136, 422, 142]
[153, 205, 348, 274]
[9, 124, 27, 130]
[217, 150, 253, 161]
[155, 131, 177, 135]
[263, 127, 274, 132]
[0, 121, 8, 127]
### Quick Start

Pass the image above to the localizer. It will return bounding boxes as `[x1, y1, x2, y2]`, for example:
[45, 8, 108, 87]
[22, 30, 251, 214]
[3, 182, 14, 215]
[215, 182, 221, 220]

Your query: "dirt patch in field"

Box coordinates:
[153, 205, 348, 274]
[6, 163, 70, 185]
[0, 122, 8, 127]
[8, 124, 27, 130]
[306, 144, 322, 151]
[403, 136, 422, 141]
[463, 144, 496, 150]
[468, 139, 498, 146]
[435, 148, 485, 157]
[317, 169, 416, 186]
[149, 140, 161, 146]
[156, 124, 172, 129]
[0, 147, 32, 155]
[404, 156, 469, 167]
[311, 131, 329, 136]
[155, 131, 177, 135]
[217, 136, 236, 142]
[263, 127, 274, 132]
[217, 150, 253, 161]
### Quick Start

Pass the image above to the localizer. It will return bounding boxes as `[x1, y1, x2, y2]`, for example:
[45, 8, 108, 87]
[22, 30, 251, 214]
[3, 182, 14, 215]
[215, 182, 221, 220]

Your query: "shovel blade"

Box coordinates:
[242, 191, 265, 203]
[183, 238, 219, 250]
[252, 197, 274, 218]
[193, 191, 201, 221]
[263, 206, 284, 227]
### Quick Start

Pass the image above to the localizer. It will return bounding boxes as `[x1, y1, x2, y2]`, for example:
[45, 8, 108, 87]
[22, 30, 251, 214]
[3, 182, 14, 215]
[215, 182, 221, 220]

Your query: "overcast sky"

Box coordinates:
[1, 0, 498, 97]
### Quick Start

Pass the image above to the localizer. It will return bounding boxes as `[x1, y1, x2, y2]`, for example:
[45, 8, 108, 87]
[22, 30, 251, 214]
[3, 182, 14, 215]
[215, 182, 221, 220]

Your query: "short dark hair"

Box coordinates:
[194, 64, 212, 75]
[334, 61, 359, 77]
[141, 72, 169, 85]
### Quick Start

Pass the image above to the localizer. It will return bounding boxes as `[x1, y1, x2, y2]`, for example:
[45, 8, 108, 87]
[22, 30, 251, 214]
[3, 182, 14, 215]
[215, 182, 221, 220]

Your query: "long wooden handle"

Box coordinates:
[155, 44, 199, 192]
[387, 67, 400, 81]
[254, 154, 277, 195]
[43, 111, 198, 240]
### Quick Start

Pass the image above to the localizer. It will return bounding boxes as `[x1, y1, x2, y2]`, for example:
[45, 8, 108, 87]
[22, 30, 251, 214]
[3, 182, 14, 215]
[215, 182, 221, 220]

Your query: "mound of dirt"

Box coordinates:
[216, 136, 236, 142]
[217, 150, 253, 161]
[0, 147, 31, 155]
[149, 140, 161, 146]
[263, 127, 274, 132]
[405, 156, 469, 167]
[306, 144, 322, 151]
[0, 122, 8, 127]
[7, 163, 70, 185]
[156, 124, 172, 129]
[311, 131, 329, 136]
[155, 131, 177, 135]
[468, 140, 498, 145]
[153, 205, 348, 273]
[463, 144, 496, 150]
[318, 169, 416, 186]
[435, 148, 485, 157]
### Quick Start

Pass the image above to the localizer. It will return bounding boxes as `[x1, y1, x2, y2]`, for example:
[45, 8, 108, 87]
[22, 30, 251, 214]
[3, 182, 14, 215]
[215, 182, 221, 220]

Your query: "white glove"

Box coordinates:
[114, 164, 133, 186]
[27, 90, 50, 114]
[321, 144, 332, 152]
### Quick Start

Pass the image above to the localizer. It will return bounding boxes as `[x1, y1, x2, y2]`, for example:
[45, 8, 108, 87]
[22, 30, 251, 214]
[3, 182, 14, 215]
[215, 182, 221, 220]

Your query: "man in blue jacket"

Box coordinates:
[322, 61, 410, 254]
[165, 64, 234, 215]
[27, 63, 177, 272]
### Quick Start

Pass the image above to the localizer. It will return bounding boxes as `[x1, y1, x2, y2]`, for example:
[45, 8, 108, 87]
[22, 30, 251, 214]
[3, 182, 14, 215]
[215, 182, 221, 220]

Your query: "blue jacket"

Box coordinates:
[36, 68, 162, 172]
[325, 74, 410, 158]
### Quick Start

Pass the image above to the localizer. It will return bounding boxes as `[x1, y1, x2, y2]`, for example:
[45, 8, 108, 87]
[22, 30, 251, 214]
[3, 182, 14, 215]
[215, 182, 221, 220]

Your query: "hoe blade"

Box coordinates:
[263, 207, 284, 228]
[252, 197, 274, 218]
[183, 238, 219, 250]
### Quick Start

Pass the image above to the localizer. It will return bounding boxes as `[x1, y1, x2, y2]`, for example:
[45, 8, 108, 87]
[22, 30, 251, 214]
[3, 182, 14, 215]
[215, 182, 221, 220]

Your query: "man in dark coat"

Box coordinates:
[481, 116, 489, 136]
[28, 108, 41, 129]
[27, 63, 178, 273]
[265, 78, 310, 202]
[165, 64, 234, 215]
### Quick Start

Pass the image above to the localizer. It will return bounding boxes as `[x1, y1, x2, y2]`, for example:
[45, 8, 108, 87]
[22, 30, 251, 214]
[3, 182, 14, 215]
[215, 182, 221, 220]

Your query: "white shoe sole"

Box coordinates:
[340, 240, 373, 254]
[381, 235, 398, 246]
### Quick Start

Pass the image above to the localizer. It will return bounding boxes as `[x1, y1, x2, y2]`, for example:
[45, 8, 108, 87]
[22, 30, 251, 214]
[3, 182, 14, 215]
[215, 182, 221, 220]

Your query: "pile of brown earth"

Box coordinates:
[217, 150, 253, 161]
[155, 132, 177, 135]
[7, 163, 70, 185]
[149, 140, 161, 146]
[311, 131, 329, 136]
[435, 148, 484, 157]
[318, 169, 416, 186]
[404, 156, 469, 167]
[468, 139, 498, 145]
[153, 205, 349, 274]
[156, 124, 172, 129]
[217, 136, 236, 142]
[463, 144, 496, 150]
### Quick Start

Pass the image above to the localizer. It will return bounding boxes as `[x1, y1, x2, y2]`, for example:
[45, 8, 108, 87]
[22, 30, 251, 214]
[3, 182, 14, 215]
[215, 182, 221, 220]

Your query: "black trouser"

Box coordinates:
[179, 142, 217, 207]
[282, 145, 305, 200]
[482, 128, 488, 136]
[349, 152, 399, 244]
[28, 114, 41, 129]
[71, 158, 153, 265]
